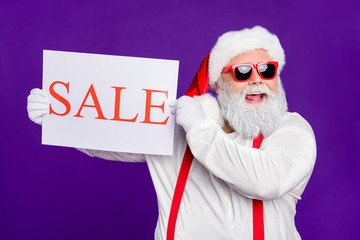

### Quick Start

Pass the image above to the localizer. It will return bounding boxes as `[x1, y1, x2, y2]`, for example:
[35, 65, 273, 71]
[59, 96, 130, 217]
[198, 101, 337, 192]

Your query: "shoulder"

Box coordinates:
[264, 112, 316, 148]
[279, 112, 315, 138]
[263, 112, 317, 163]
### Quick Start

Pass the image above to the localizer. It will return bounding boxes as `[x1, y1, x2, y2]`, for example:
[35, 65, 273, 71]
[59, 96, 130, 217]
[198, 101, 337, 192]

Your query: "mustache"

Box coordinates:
[226, 84, 276, 102]
[242, 85, 272, 95]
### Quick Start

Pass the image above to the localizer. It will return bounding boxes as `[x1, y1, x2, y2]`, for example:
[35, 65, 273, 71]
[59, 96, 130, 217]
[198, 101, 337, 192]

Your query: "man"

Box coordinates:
[27, 26, 316, 239]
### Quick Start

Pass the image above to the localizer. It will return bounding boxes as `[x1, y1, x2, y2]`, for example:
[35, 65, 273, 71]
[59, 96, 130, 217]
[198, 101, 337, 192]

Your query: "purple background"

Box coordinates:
[1, 0, 359, 239]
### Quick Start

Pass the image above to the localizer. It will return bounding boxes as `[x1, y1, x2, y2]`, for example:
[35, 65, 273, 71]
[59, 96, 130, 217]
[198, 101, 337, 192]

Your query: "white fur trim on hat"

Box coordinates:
[208, 26, 285, 90]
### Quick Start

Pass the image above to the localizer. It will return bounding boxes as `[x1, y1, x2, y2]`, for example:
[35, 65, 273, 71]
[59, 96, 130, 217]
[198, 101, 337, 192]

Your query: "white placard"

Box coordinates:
[42, 50, 179, 156]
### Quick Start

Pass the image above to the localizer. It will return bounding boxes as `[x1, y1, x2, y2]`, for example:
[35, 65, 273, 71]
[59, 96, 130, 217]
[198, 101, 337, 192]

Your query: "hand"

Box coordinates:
[170, 96, 206, 133]
[27, 88, 49, 125]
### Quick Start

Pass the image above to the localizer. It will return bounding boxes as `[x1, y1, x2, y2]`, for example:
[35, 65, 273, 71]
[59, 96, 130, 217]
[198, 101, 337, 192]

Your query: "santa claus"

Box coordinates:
[27, 26, 316, 240]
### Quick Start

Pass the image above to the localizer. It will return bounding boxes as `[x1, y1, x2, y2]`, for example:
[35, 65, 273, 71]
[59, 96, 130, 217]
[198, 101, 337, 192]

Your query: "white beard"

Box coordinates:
[217, 79, 288, 138]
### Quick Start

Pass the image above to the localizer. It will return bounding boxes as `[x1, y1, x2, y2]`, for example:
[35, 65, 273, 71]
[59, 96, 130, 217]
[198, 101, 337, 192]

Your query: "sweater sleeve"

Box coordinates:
[77, 148, 146, 162]
[186, 113, 316, 200]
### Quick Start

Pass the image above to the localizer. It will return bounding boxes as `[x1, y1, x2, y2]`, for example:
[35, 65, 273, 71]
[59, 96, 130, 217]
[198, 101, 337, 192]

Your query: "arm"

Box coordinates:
[186, 114, 316, 200]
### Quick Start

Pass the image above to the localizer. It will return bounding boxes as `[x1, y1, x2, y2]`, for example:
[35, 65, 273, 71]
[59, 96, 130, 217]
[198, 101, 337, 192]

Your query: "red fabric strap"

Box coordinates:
[252, 134, 264, 149]
[252, 134, 264, 240]
[166, 146, 193, 240]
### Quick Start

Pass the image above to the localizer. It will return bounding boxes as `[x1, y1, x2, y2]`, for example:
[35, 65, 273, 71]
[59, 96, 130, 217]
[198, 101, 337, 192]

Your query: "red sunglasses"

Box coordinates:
[221, 61, 278, 82]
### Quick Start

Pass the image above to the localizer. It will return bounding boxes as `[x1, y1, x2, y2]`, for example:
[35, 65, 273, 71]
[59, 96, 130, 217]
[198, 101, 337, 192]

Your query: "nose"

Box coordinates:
[249, 69, 263, 85]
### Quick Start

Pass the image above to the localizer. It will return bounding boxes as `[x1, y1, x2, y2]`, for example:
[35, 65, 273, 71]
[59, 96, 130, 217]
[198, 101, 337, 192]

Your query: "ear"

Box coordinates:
[215, 82, 220, 94]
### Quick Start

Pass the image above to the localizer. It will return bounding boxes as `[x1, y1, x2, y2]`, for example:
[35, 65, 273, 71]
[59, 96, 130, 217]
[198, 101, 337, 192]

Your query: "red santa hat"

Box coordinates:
[186, 26, 285, 95]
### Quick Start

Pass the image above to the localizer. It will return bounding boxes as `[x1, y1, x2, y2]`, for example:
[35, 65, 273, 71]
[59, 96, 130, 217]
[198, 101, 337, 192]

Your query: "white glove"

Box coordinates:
[27, 88, 49, 125]
[170, 96, 206, 133]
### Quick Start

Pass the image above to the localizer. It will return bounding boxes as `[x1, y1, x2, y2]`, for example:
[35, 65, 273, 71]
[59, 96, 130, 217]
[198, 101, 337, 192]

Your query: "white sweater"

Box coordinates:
[79, 94, 317, 240]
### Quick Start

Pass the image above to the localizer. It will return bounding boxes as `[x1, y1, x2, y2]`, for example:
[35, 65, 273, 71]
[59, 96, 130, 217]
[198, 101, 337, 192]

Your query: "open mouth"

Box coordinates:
[245, 92, 266, 104]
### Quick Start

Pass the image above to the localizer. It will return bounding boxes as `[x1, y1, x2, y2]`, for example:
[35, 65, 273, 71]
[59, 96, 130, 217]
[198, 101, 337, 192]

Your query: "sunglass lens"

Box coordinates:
[259, 64, 276, 79]
[234, 66, 252, 81]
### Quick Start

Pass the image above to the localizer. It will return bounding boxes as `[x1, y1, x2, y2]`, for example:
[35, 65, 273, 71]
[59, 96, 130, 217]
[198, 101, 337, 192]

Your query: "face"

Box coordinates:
[217, 49, 278, 104]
